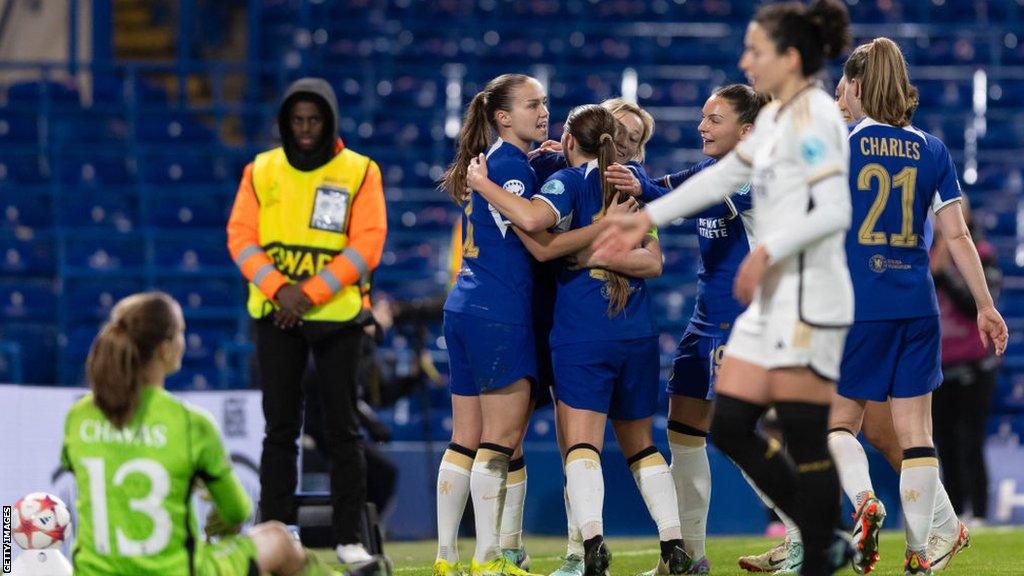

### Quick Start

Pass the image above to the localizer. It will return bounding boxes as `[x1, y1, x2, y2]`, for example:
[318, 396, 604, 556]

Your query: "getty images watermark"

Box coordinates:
[2, 504, 11, 574]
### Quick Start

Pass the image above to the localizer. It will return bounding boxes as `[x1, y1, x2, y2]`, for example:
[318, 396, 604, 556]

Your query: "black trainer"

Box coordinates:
[583, 535, 612, 576]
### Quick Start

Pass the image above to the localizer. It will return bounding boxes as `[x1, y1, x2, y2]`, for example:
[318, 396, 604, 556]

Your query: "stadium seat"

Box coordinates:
[141, 154, 223, 185]
[151, 231, 233, 276]
[0, 230, 56, 276]
[64, 277, 146, 322]
[137, 113, 217, 144]
[7, 80, 79, 107]
[58, 190, 137, 231]
[61, 232, 145, 276]
[58, 156, 135, 187]
[0, 155, 49, 186]
[147, 190, 231, 229]
[0, 279, 58, 322]
[0, 323, 58, 384]
[0, 111, 41, 143]
[0, 190, 52, 229]
[160, 278, 244, 320]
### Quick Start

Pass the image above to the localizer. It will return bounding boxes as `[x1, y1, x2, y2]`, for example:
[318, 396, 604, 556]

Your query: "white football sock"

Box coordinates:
[564, 486, 584, 557]
[931, 477, 960, 537]
[565, 446, 604, 541]
[499, 458, 527, 550]
[471, 445, 511, 563]
[436, 445, 473, 563]
[743, 469, 801, 543]
[630, 448, 683, 542]
[669, 430, 710, 559]
[828, 430, 877, 509]
[901, 451, 940, 553]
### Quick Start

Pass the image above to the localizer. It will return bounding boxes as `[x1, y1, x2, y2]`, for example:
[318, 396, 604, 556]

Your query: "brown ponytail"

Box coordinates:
[597, 131, 631, 316]
[563, 104, 633, 316]
[86, 292, 181, 428]
[440, 74, 535, 204]
[844, 38, 914, 127]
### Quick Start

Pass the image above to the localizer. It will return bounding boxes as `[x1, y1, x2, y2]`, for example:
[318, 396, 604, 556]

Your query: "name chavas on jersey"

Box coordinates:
[77, 419, 168, 447]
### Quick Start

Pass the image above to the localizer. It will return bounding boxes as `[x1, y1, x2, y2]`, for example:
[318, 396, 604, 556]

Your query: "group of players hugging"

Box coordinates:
[433, 2, 1007, 576]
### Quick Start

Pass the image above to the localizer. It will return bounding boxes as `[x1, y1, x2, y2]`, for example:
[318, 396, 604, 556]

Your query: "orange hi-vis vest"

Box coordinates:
[246, 146, 371, 321]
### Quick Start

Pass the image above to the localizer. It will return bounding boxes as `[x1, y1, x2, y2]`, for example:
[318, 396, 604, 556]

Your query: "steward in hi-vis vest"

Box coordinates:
[225, 77, 386, 562]
[228, 77, 386, 325]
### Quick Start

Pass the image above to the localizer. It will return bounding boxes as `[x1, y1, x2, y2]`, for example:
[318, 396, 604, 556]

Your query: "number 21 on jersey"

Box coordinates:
[856, 163, 919, 247]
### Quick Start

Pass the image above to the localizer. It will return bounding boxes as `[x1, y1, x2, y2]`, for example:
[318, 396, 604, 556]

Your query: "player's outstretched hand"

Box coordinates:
[978, 305, 1009, 355]
[605, 164, 642, 197]
[593, 210, 652, 263]
[734, 245, 769, 305]
[528, 139, 562, 158]
[466, 153, 489, 190]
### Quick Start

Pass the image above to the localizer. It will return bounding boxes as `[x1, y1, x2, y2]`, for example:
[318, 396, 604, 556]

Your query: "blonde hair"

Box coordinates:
[844, 38, 915, 127]
[600, 98, 655, 162]
[86, 292, 180, 427]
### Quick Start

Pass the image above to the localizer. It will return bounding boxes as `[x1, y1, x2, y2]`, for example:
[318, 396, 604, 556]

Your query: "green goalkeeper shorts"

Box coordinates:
[196, 535, 259, 576]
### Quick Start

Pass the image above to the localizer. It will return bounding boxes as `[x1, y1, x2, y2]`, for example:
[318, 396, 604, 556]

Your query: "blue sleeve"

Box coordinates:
[730, 182, 754, 213]
[626, 162, 670, 203]
[491, 158, 538, 200]
[663, 158, 716, 189]
[529, 151, 568, 183]
[536, 171, 576, 224]
[931, 137, 962, 204]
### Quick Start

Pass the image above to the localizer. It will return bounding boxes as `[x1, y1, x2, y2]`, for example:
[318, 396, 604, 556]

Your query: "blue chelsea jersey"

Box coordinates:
[444, 139, 538, 324]
[669, 157, 755, 335]
[846, 119, 962, 321]
[530, 151, 666, 203]
[534, 160, 657, 346]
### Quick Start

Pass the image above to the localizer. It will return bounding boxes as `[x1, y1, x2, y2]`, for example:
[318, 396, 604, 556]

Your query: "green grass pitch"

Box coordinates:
[316, 527, 1024, 575]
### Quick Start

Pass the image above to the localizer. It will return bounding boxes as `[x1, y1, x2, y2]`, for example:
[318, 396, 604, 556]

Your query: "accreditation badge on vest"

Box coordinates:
[310, 185, 349, 232]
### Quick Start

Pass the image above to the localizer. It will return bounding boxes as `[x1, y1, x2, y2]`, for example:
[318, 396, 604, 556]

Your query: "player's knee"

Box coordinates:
[775, 402, 831, 464]
[252, 522, 302, 573]
[449, 431, 480, 451]
[861, 422, 894, 452]
[709, 394, 764, 450]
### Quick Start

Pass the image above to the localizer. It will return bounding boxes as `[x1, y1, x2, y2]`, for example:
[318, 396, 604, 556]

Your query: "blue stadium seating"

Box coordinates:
[3, 0, 1024, 399]
[0, 279, 57, 322]
[0, 323, 58, 384]
[0, 190, 52, 229]
[0, 230, 55, 276]
[61, 232, 145, 276]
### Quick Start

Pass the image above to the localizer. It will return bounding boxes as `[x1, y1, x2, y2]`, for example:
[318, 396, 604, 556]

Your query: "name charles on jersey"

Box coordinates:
[858, 136, 921, 160]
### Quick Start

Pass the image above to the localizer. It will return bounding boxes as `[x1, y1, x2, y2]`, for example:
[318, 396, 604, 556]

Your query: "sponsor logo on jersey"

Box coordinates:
[698, 217, 730, 239]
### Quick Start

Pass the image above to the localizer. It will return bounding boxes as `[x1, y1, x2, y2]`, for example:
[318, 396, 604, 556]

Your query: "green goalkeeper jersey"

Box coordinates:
[60, 386, 252, 576]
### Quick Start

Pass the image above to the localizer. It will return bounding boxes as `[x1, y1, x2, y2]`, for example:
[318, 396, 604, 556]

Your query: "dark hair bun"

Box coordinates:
[808, 0, 851, 60]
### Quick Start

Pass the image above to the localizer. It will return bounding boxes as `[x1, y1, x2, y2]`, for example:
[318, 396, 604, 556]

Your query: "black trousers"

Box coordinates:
[932, 360, 997, 518]
[255, 318, 367, 545]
